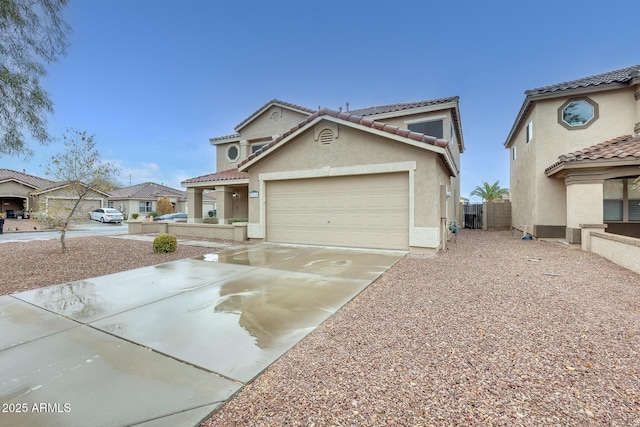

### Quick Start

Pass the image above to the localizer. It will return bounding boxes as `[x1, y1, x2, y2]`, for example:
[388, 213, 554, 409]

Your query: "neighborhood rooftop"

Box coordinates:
[0, 168, 54, 189]
[526, 64, 640, 95]
[109, 182, 186, 199]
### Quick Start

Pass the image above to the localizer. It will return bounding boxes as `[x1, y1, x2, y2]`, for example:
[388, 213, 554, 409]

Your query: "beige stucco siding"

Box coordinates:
[245, 123, 453, 250]
[216, 107, 310, 171]
[0, 181, 33, 197]
[510, 87, 637, 230]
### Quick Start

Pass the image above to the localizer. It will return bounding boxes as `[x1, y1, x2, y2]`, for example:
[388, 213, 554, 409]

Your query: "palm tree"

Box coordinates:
[470, 180, 509, 202]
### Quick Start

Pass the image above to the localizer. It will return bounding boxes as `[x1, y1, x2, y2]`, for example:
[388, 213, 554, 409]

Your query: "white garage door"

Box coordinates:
[266, 173, 409, 250]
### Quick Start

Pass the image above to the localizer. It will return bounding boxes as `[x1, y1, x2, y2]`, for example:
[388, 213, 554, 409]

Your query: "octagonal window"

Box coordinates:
[226, 144, 239, 162]
[559, 98, 598, 129]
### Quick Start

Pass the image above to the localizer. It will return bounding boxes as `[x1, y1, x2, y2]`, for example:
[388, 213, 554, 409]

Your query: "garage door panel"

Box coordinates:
[266, 173, 409, 250]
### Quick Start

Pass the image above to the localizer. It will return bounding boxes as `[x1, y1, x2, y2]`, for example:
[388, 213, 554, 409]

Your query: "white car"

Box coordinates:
[90, 208, 124, 223]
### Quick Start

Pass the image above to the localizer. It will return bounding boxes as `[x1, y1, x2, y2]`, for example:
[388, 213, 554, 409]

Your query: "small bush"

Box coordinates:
[203, 217, 218, 224]
[149, 211, 158, 218]
[131, 213, 139, 219]
[153, 233, 178, 253]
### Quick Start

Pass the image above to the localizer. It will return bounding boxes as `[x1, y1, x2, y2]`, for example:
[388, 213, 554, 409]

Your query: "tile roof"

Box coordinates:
[527, 65, 640, 95]
[347, 97, 459, 117]
[545, 135, 640, 173]
[210, 133, 240, 142]
[238, 108, 450, 169]
[181, 168, 249, 185]
[0, 168, 55, 189]
[234, 99, 316, 131]
[109, 182, 187, 199]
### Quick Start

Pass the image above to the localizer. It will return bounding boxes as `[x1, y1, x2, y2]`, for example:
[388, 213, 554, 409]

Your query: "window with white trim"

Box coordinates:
[139, 201, 153, 213]
[558, 98, 598, 129]
[226, 144, 239, 162]
[526, 120, 533, 143]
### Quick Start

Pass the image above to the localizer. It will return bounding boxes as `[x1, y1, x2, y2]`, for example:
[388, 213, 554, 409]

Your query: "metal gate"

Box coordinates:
[463, 204, 483, 229]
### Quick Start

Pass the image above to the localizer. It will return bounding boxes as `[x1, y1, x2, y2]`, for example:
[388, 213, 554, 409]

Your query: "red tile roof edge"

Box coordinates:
[181, 168, 249, 184]
[238, 108, 450, 168]
[545, 135, 640, 173]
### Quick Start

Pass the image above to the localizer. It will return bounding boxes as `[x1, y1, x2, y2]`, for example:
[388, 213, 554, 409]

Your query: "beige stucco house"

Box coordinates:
[183, 98, 464, 253]
[504, 64, 640, 242]
[0, 168, 107, 220]
[108, 182, 188, 219]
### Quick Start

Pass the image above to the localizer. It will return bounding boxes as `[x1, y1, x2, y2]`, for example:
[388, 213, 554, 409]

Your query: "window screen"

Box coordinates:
[408, 120, 444, 139]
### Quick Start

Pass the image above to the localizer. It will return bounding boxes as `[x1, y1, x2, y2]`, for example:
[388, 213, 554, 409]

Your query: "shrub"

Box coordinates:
[157, 196, 174, 216]
[131, 213, 139, 219]
[203, 217, 218, 224]
[153, 233, 178, 253]
[149, 211, 158, 218]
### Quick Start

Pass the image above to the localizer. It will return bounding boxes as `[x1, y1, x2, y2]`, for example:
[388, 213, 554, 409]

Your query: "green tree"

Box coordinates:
[0, 0, 71, 157]
[470, 180, 510, 202]
[45, 129, 120, 252]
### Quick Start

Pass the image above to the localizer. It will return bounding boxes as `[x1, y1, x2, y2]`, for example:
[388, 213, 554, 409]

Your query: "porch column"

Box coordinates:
[565, 179, 603, 243]
[216, 186, 234, 224]
[187, 187, 203, 223]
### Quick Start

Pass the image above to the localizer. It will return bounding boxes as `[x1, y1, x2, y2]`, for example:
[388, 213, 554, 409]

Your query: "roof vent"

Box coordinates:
[318, 129, 334, 145]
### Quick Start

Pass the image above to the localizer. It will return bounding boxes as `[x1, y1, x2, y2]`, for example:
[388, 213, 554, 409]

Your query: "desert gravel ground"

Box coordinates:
[202, 229, 639, 427]
[1, 228, 638, 426]
[0, 234, 224, 295]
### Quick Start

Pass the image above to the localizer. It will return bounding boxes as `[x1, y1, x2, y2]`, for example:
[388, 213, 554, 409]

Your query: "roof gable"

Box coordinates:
[238, 108, 456, 175]
[234, 99, 316, 132]
[505, 64, 640, 148]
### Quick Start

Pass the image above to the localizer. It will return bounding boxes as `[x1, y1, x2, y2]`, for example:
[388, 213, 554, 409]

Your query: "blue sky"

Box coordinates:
[1, 0, 637, 201]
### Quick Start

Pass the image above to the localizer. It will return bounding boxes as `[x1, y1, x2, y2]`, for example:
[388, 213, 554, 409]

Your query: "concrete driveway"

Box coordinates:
[0, 243, 404, 426]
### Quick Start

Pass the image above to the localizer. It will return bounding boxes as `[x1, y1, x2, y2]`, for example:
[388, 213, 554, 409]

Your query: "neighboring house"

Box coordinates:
[0, 169, 53, 217]
[108, 182, 188, 219]
[0, 169, 107, 219]
[504, 64, 640, 242]
[183, 98, 464, 253]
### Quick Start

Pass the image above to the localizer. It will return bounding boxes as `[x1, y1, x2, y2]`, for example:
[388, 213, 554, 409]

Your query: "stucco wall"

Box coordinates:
[244, 123, 455, 250]
[510, 87, 637, 232]
[0, 181, 32, 197]
[590, 232, 640, 275]
[127, 221, 247, 241]
[216, 106, 310, 171]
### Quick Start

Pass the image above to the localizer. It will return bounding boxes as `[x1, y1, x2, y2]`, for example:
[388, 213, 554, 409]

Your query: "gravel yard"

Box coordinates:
[203, 229, 639, 426]
[0, 234, 223, 295]
[1, 229, 638, 426]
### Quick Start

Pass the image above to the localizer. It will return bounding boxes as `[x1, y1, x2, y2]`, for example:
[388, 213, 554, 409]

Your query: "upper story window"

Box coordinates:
[251, 143, 266, 154]
[226, 144, 240, 162]
[512, 146, 517, 161]
[526, 120, 533, 143]
[558, 98, 598, 129]
[408, 119, 444, 139]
